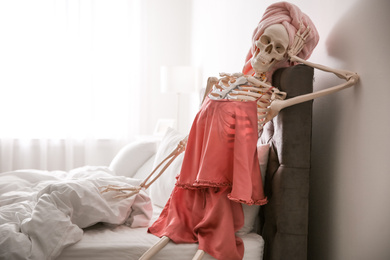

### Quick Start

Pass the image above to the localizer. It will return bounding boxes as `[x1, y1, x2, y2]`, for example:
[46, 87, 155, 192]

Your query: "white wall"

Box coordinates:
[190, 0, 390, 259]
[139, 0, 195, 134]
[308, 1, 390, 259]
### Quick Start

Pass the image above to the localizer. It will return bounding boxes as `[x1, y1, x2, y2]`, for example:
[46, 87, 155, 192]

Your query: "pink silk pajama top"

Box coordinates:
[148, 96, 267, 260]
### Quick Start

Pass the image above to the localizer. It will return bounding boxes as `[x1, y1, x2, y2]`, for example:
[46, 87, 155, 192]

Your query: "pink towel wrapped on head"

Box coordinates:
[243, 1, 320, 77]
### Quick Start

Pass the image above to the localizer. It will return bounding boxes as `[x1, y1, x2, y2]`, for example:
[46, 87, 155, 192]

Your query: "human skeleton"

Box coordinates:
[102, 20, 359, 260]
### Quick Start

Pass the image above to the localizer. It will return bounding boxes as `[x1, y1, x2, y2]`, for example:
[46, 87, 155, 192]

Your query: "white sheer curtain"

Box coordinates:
[0, 0, 142, 172]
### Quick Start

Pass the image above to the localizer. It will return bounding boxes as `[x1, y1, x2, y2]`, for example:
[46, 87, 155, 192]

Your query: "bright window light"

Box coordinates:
[0, 0, 141, 139]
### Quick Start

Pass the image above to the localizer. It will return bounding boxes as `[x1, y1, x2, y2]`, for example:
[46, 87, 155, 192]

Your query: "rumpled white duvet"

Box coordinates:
[0, 166, 152, 260]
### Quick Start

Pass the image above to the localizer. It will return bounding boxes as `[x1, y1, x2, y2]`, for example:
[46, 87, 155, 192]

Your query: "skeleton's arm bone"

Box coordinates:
[274, 76, 356, 111]
[290, 55, 359, 81]
[201, 77, 218, 104]
[140, 136, 188, 190]
[101, 136, 188, 199]
[275, 55, 359, 111]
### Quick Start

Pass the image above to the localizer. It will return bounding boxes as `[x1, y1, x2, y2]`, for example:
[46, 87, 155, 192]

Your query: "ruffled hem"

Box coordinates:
[227, 194, 268, 206]
[176, 179, 232, 189]
[175, 181, 267, 206]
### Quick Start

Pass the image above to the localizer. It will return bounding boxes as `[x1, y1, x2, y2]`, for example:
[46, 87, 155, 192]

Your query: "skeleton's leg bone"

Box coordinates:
[192, 249, 205, 260]
[139, 236, 170, 260]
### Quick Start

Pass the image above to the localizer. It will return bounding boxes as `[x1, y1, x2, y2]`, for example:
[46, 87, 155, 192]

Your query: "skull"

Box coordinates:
[251, 24, 289, 74]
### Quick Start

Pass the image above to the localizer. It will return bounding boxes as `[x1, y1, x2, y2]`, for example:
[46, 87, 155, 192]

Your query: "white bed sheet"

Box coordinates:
[0, 167, 152, 260]
[58, 205, 264, 260]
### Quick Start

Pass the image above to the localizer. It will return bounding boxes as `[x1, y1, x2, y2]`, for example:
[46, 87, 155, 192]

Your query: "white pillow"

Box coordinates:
[149, 128, 186, 208]
[109, 140, 158, 178]
[133, 154, 156, 180]
[258, 143, 270, 184]
[237, 143, 270, 235]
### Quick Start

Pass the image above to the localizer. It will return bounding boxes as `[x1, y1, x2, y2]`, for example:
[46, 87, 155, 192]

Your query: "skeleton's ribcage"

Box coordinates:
[209, 87, 272, 132]
[207, 75, 285, 132]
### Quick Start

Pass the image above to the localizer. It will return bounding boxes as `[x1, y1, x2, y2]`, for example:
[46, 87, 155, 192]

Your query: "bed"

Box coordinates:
[0, 64, 313, 260]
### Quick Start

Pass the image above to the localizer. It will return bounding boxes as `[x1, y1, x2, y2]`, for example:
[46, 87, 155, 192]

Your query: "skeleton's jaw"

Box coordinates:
[251, 55, 277, 76]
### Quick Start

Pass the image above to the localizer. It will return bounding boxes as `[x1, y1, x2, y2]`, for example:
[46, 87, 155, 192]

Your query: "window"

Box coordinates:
[0, 0, 141, 139]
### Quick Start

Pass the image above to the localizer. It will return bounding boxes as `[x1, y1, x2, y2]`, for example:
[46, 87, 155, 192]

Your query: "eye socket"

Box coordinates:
[260, 35, 271, 45]
[275, 44, 285, 54]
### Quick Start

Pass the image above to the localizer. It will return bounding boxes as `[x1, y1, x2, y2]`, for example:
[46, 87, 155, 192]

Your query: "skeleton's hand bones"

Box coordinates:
[99, 184, 142, 199]
[287, 22, 310, 58]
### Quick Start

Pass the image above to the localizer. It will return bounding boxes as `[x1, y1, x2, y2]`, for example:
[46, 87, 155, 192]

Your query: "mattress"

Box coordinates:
[57, 205, 264, 260]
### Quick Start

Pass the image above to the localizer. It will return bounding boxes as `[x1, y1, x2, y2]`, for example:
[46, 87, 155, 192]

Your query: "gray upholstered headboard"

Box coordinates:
[259, 64, 314, 260]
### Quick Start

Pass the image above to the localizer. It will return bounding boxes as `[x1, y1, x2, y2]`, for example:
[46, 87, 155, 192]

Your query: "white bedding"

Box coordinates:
[57, 205, 264, 260]
[0, 134, 265, 260]
[0, 166, 152, 260]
